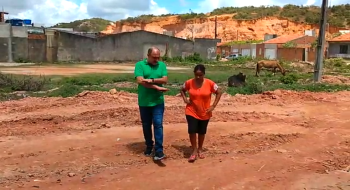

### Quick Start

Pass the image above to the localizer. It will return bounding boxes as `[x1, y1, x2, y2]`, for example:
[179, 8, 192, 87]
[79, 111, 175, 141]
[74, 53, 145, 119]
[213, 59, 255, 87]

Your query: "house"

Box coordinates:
[217, 42, 262, 58]
[216, 42, 230, 57]
[327, 33, 350, 59]
[263, 34, 317, 60]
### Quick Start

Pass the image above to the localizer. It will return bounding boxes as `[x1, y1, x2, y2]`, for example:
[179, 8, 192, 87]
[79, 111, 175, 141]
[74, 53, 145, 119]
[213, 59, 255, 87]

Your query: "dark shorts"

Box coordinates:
[185, 115, 210, 135]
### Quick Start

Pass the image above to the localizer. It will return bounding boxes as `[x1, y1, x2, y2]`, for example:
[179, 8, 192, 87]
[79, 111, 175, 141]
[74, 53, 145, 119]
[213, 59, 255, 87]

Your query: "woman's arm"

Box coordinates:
[180, 82, 190, 104]
[211, 88, 223, 108]
[206, 82, 223, 113]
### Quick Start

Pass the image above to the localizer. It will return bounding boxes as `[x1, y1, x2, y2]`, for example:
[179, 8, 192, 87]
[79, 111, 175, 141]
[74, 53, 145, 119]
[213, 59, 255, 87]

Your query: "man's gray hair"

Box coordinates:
[147, 47, 160, 55]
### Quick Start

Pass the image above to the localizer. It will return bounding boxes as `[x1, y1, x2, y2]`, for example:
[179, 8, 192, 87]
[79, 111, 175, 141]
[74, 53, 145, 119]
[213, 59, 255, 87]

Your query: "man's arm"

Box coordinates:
[136, 76, 160, 89]
[134, 62, 159, 89]
[152, 76, 168, 84]
[152, 63, 168, 84]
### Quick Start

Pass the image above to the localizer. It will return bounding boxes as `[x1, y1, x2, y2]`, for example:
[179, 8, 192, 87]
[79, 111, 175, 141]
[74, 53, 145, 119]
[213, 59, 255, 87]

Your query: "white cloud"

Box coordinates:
[1, 0, 347, 27]
[1, 0, 168, 26]
[123, 0, 169, 19]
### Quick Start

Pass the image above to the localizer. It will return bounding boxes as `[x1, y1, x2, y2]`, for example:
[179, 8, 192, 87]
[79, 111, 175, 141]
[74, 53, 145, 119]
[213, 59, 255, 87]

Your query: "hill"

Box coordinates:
[101, 4, 350, 41]
[51, 18, 113, 32]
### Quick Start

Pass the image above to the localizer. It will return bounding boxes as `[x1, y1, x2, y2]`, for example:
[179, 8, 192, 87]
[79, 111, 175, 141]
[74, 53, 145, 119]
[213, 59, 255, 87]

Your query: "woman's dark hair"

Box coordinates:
[194, 64, 206, 74]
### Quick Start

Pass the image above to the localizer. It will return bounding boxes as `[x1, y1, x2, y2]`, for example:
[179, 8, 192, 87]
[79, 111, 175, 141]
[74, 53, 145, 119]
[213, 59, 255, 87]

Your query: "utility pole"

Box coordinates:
[8, 23, 13, 62]
[313, 0, 328, 82]
[214, 16, 217, 39]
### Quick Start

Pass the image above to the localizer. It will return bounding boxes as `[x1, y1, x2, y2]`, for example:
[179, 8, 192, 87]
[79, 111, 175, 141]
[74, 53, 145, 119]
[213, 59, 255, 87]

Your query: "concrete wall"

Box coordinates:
[0, 38, 8, 62]
[57, 31, 95, 61]
[0, 24, 30, 62]
[56, 30, 220, 62]
[12, 37, 28, 60]
[12, 26, 28, 38]
[194, 38, 221, 60]
[0, 24, 10, 62]
[28, 38, 46, 62]
[0, 23, 10, 37]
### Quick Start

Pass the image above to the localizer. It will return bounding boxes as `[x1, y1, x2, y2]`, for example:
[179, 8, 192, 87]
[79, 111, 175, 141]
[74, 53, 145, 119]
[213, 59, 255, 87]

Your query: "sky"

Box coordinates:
[0, 0, 348, 26]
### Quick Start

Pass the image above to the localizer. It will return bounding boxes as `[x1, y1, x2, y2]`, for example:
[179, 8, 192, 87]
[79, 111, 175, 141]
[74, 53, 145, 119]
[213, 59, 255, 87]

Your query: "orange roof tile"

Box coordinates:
[328, 33, 350, 42]
[264, 34, 304, 44]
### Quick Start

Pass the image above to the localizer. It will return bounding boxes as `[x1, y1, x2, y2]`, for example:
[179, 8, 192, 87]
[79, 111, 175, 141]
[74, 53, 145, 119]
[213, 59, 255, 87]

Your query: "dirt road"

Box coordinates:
[0, 90, 349, 190]
[0, 64, 188, 76]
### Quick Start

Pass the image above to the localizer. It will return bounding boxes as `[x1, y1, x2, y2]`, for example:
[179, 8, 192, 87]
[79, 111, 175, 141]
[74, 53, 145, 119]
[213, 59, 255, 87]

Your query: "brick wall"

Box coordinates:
[217, 46, 230, 56]
[277, 47, 316, 62]
[278, 48, 304, 61]
[256, 43, 265, 59]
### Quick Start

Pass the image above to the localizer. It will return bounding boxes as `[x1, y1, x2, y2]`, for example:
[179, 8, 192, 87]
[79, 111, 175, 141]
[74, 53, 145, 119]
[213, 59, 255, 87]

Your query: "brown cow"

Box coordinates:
[255, 60, 286, 77]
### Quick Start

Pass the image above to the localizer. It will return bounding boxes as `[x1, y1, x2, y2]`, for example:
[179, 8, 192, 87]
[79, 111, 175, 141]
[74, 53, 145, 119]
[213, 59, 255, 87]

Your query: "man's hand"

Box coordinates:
[205, 105, 216, 113]
[156, 86, 169, 92]
[142, 79, 153, 83]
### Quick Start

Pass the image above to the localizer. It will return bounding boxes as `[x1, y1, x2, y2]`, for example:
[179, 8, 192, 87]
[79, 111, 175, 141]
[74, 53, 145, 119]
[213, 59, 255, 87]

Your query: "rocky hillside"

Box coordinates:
[101, 4, 350, 41]
[52, 18, 113, 32]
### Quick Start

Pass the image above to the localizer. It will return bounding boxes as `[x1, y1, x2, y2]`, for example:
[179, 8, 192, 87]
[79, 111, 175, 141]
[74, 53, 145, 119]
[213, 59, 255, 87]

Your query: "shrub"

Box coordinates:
[324, 58, 345, 68]
[0, 73, 49, 91]
[279, 74, 298, 84]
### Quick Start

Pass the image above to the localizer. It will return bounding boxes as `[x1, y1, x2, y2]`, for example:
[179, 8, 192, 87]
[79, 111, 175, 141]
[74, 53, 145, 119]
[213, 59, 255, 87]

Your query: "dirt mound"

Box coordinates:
[0, 89, 350, 189]
[322, 75, 350, 84]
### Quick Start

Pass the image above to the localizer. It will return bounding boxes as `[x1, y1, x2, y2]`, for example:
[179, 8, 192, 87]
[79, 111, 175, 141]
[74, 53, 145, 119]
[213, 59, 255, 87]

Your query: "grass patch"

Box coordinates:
[1, 59, 350, 101]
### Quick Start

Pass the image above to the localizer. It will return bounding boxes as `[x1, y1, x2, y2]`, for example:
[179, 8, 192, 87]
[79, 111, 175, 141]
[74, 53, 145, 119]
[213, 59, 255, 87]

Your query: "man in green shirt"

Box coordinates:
[134, 47, 168, 161]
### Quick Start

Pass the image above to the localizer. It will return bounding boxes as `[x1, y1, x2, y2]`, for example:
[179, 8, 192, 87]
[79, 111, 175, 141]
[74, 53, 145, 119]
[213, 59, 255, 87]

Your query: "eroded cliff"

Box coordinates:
[101, 14, 342, 41]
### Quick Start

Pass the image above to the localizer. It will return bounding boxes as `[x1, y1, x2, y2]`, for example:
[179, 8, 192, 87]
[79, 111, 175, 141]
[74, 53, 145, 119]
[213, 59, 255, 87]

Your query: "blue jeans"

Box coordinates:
[138, 103, 165, 153]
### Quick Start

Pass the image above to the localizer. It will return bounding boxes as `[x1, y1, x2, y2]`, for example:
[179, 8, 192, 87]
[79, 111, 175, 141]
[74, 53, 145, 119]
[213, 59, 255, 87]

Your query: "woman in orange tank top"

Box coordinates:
[180, 64, 223, 162]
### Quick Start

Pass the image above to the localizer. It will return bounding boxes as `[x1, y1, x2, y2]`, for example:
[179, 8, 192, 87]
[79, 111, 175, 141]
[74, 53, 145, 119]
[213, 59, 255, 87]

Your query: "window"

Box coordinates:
[339, 45, 348, 54]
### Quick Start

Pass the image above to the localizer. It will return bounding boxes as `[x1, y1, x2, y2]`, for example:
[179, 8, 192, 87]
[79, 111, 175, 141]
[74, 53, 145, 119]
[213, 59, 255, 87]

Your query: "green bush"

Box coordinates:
[230, 56, 253, 64]
[279, 74, 299, 84]
[162, 52, 203, 63]
[0, 73, 49, 92]
[324, 58, 345, 68]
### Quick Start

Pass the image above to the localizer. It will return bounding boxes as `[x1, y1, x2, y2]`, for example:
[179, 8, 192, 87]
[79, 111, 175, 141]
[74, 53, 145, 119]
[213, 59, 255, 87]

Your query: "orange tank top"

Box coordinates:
[183, 78, 218, 120]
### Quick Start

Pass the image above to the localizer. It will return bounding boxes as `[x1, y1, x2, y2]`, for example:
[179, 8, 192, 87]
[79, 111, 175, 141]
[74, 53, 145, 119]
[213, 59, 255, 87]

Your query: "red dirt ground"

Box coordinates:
[0, 90, 349, 190]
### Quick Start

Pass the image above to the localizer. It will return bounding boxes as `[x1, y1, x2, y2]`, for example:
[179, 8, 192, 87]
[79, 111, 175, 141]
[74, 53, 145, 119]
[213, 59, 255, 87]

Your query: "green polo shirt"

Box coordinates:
[134, 59, 168, 107]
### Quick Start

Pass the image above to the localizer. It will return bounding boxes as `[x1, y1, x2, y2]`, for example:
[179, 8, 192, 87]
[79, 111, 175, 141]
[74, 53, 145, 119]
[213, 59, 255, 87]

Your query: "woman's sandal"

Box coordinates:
[188, 154, 197, 162]
[198, 152, 205, 159]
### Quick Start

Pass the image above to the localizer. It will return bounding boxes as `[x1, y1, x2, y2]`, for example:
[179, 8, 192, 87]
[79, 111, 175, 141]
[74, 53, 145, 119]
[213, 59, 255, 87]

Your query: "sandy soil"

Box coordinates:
[0, 89, 349, 190]
[0, 64, 188, 76]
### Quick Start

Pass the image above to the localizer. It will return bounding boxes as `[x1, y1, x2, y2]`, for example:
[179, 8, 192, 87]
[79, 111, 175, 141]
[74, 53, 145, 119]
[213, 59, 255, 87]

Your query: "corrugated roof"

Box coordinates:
[264, 34, 304, 44]
[328, 33, 350, 42]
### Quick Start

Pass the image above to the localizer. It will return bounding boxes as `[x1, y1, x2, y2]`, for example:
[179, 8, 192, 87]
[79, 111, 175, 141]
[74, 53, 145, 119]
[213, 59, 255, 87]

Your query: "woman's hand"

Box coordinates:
[184, 98, 191, 104]
[205, 105, 216, 113]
